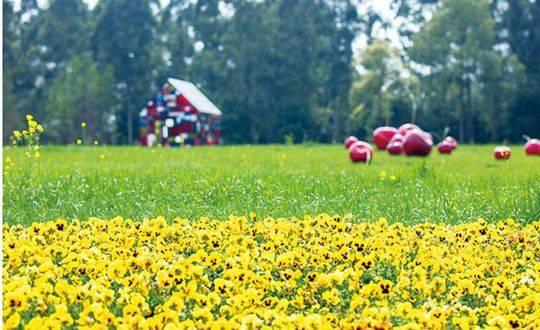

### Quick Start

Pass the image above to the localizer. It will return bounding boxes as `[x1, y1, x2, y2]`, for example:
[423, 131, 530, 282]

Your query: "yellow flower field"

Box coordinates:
[3, 214, 540, 329]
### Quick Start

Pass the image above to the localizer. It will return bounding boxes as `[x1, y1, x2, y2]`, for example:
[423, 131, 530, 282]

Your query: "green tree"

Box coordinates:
[3, 0, 45, 140]
[32, 0, 89, 71]
[3, 0, 92, 141]
[45, 53, 115, 144]
[480, 53, 524, 141]
[409, 0, 519, 143]
[92, 0, 156, 144]
[349, 40, 418, 137]
[3, 0, 19, 139]
[314, 0, 358, 142]
[188, 0, 357, 144]
[494, 0, 540, 140]
[159, 0, 194, 81]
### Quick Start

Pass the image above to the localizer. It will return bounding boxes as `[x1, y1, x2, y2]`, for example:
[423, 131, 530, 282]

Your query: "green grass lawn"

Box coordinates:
[3, 144, 539, 225]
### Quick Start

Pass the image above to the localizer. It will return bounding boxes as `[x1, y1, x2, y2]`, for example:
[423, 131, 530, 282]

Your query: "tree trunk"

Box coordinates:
[127, 98, 133, 144]
[465, 77, 474, 143]
[332, 104, 341, 143]
[490, 96, 498, 141]
[410, 95, 417, 124]
[459, 82, 465, 143]
[384, 95, 390, 127]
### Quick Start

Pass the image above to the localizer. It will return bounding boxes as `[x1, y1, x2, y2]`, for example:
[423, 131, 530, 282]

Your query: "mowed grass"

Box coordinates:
[3, 144, 539, 225]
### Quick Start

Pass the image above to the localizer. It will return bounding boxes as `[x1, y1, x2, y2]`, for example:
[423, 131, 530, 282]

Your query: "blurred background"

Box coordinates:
[3, 0, 539, 145]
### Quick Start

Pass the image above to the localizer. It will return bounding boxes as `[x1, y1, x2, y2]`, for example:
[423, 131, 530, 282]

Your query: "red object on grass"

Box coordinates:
[494, 146, 511, 160]
[525, 139, 540, 156]
[348, 141, 373, 163]
[387, 141, 404, 155]
[398, 123, 420, 136]
[438, 141, 453, 154]
[444, 136, 458, 150]
[373, 127, 398, 150]
[388, 134, 404, 145]
[403, 129, 433, 156]
[344, 136, 359, 149]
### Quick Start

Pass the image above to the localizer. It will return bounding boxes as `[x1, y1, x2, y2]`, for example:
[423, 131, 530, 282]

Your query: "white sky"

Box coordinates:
[355, 0, 402, 47]
[84, 0, 98, 9]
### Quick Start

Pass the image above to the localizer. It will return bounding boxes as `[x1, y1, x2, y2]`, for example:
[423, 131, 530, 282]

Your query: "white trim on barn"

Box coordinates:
[139, 108, 147, 117]
[167, 78, 222, 116]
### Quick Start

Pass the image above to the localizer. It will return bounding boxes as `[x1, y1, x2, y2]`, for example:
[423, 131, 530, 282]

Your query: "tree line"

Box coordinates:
[3, 0, 539, 145]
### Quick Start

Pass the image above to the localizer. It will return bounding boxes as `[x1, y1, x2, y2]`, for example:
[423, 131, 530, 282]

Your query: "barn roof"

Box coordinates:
[167, 78, 222, 116]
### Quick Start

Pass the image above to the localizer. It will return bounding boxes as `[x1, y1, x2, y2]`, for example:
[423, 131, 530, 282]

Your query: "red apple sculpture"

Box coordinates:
[351, 140, 373, 151]
[387, 134, 405, 155]
[438, 141, 453, 154]
[373, 127, 398, 150]
[525, 138, 540, 156]
[388, 134, 404, 145]
[444, 136, 458, 150]
[493, 146, 511, 160]
[344, 136, 358, 149]
[403, 129, 433, 156]
[387, 141, 404, 155]
[398, 123, 420, 136]
[349, 141, 373, 163]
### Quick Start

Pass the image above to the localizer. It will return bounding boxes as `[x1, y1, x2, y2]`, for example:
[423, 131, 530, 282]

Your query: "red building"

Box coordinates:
[139, 78, 222, 147]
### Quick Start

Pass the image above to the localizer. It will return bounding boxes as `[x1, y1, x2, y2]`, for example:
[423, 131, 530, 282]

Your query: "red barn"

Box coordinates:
[139, 78, 222, 147]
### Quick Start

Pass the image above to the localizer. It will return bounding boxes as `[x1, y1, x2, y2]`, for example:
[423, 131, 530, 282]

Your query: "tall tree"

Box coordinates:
[315, 0, 358, 142]
[92, 0, 156, 144]
[159, 0, 194, 81]
[3, 0, 19, 139]
[410, 0, 500, 142]
[188, 0, 357, 143]
[45, 53, 115, 144]
[3, 0, 44, 140]
[349, 40, 418, 138]
[32, 0, 89, 72]
[480, 53, 524, 141]
[495, 0, 540, 140]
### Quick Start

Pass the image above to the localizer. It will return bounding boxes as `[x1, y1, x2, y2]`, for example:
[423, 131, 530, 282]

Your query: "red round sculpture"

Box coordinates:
[525, 138, 540, 156]
[493, 146, 511, 160]
[387, 141, 404, 155]
[344, 136, 358, 149]
[444, 136, 458, 150]
[372, 127, 398, 150]
[398, 123, 420, 136]
[438, 141, 453, 154]
[388, 134, 404, 145]
[403, 129, 433, 156]
[348, 141, 373, 163]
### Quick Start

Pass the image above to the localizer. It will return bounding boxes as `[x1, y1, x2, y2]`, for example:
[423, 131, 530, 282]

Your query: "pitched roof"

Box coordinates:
[167, 78, 222, 116]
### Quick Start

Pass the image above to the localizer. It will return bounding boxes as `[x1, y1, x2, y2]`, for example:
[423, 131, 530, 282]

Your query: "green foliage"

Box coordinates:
[188, 0, 357, 143]
[2, 0, 538, 144]
[409, 0, 523, 142]
[33, 0, 89, 66]
[3, 145, 539, 225]
[92, 0, 156, 144]
[45, 53, 115, 144]
[495, 0, 540, 140]
[349, 40, 419, 137]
